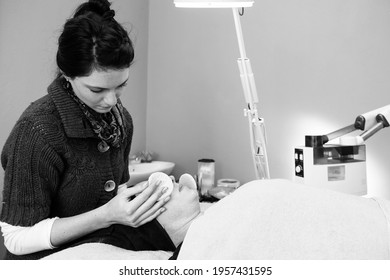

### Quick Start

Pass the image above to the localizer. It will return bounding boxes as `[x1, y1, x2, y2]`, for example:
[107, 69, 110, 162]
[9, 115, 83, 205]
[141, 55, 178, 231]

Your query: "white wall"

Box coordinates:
[147, 0, 390, 199]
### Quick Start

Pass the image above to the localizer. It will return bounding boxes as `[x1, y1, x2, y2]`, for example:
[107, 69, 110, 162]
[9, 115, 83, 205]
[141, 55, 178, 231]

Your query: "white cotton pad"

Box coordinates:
[148, 172, 174, 201]
[179, 173, 197, 190]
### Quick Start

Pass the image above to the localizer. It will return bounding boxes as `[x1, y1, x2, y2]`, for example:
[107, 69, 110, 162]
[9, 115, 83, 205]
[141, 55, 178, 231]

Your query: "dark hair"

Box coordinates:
[56, 0, 134, 78]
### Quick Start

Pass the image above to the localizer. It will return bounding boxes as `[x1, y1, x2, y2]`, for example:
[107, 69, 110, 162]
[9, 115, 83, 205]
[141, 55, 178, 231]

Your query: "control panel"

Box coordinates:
[294, 148, 304, 177]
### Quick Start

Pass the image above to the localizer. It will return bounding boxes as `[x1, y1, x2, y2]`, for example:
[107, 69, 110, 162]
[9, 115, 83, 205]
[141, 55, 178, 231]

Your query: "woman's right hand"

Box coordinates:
[102, 180, 170, 228]
[50, 180, 169, 248]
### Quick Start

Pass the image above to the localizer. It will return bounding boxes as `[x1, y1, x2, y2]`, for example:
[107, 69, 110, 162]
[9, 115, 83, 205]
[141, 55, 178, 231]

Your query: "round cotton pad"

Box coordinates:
[148, 172, 173, 201]
[179, 173, 197, 190]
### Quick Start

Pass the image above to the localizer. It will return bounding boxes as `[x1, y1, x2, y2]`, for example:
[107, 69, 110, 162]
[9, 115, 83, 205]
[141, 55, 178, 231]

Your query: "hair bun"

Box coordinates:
[74, 0, 112, 18]
[103, 9, 115, 21]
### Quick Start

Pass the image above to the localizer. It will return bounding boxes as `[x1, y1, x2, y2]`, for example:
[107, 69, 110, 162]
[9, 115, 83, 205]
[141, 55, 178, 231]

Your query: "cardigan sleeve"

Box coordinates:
[1, 117, 64, 227]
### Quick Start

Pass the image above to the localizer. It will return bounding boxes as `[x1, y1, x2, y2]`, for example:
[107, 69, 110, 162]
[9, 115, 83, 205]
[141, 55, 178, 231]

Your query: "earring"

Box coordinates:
[63, 79, 71, 90]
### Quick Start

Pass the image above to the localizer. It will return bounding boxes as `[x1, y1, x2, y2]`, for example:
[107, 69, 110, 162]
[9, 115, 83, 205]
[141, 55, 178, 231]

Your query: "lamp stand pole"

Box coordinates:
[232, 8, 270, 179]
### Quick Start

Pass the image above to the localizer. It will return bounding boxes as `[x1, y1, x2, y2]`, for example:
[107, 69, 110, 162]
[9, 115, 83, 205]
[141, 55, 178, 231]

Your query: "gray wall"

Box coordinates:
[0, 170, 3, 259]
[147, 0, 390, 198]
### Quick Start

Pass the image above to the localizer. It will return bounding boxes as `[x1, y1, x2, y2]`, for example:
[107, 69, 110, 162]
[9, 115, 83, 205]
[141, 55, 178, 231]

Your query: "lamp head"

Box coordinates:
[174, 0, 254, 8]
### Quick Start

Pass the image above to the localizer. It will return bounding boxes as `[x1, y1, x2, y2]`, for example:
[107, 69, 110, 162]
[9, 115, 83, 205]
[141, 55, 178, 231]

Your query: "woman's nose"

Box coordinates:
[104, 91, 117, 106]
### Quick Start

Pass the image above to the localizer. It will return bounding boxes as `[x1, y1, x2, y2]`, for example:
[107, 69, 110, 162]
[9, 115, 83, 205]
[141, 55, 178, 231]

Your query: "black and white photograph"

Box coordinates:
[1, 0, 390, 279]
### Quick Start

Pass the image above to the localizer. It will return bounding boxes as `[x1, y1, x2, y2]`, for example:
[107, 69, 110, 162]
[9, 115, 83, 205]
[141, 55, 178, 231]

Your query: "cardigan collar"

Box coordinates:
[48, 77, 96, 139]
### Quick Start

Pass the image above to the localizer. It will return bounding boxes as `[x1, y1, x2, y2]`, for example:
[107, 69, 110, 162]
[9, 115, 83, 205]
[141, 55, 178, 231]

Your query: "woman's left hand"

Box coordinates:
[102, 179, 170, 228]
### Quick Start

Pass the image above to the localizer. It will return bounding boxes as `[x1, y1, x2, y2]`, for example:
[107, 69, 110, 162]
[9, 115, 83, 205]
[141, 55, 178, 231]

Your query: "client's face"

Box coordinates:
[157, 179, 201, 233]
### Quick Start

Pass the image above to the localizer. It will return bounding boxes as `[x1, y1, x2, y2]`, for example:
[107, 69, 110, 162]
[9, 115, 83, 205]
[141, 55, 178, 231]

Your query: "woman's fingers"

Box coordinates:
[133, 204, 167, 227]
[129, 179, 162, 205]
[129, 182, 169, 221]
[119, 179, 163, 211]
[113, 178, 171, 227]
[121, 181, 149, 198]
[132, 189, 170, 223]
[133, 195, 170, 227]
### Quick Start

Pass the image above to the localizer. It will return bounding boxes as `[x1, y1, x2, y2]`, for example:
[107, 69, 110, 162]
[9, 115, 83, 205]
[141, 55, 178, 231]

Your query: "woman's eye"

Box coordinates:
[89, 83, 127, 93]
[118, 82, 128, 89]
[90, 89, 103, 93]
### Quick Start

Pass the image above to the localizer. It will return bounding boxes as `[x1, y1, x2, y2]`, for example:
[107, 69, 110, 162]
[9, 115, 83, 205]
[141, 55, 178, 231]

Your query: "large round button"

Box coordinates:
[98, 141, 110, 153]
[104, 180, 116, 192]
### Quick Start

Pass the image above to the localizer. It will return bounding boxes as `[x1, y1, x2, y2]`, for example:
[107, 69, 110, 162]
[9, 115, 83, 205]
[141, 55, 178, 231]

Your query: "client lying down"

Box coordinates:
[44, 177, 390, 260]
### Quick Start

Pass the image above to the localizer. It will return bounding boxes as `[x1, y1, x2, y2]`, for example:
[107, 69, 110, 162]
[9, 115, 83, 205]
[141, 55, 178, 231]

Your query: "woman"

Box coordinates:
[0, 0, 175, 259]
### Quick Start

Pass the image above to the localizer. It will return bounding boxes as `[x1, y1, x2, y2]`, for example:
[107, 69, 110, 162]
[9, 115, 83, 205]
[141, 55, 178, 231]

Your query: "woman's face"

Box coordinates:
[157, 179, 201, 228]
[68, 68, 130, 113]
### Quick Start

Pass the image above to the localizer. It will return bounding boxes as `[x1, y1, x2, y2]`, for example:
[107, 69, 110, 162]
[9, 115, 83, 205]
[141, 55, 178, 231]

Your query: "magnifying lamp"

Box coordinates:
[174, 0, 254, 8]
[174, 0, 270, 180]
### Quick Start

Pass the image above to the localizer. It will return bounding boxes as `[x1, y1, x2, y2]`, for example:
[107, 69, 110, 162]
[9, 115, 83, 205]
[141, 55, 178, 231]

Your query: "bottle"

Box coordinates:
[197, 159, 215, 197]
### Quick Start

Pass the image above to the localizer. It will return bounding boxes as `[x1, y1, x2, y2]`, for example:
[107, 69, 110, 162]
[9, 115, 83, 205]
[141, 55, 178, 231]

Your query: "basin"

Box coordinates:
[128, 161, 175, 186]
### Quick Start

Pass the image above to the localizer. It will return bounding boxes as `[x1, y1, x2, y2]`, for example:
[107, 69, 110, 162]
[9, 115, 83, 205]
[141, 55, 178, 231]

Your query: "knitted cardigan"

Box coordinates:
[0, 78, 174, 259]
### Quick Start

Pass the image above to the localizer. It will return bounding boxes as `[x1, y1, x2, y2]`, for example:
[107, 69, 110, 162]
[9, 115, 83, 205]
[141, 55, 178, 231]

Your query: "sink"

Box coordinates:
[128, 161, 175, 186]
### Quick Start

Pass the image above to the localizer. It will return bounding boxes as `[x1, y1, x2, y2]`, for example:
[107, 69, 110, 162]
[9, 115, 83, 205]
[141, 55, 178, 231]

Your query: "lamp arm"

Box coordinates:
[232, 8, 270, 179]
[358, 105, 390, 141]
[307, 105, 390, 147]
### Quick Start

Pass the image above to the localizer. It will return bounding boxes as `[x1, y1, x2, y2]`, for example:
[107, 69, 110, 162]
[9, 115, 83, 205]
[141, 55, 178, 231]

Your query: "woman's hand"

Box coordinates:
[49, 180, 170, 247]
[50, 180, 169, 247]
[102, 180, 170, 228]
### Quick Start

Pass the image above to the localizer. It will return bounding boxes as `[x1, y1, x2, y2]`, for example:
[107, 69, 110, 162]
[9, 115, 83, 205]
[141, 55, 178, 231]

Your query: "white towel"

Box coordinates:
[178, 179, 390, 259]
